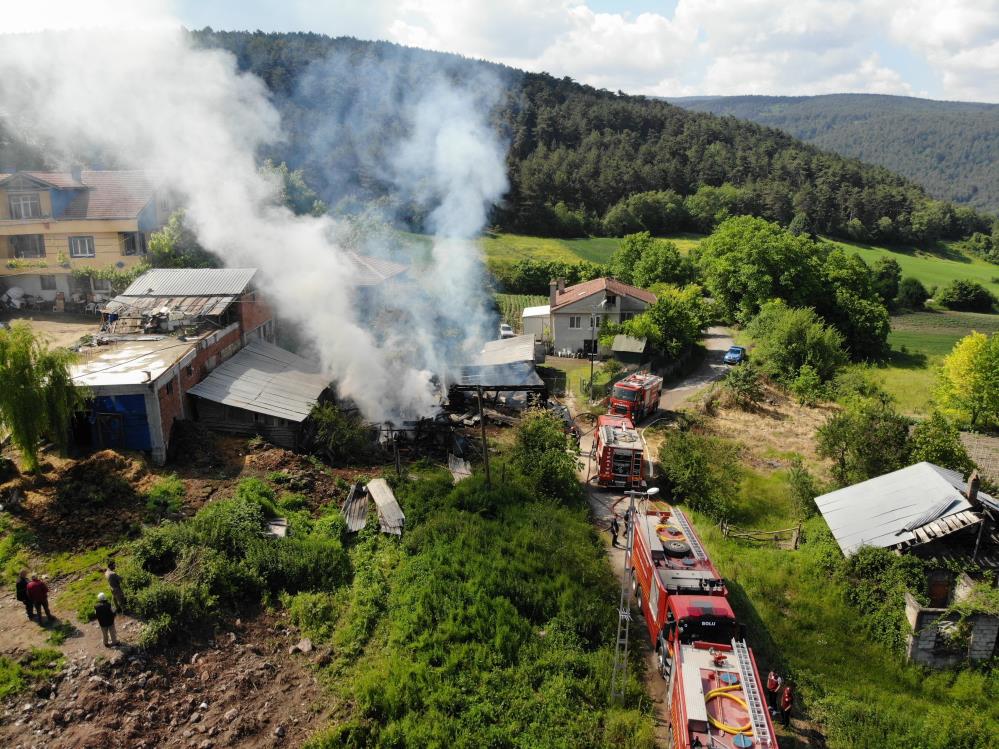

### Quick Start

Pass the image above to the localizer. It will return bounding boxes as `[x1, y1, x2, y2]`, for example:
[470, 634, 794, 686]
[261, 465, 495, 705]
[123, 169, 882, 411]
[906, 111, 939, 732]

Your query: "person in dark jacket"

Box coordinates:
[779, 682, 794, 727]
[765, 670, 781, 712]
[15, 570, 32, 619]
[609, 515, 621, 547]
[26, 574, 52, 623]
[94, 592, 119, 646]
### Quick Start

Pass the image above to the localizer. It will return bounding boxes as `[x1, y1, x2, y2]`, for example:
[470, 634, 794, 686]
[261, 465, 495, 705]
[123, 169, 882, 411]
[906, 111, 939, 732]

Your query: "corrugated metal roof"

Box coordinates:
[522, 304, 550, 318]
[346, 251, 408, 286]
[120, 268, 257, 297]
[187, 341, 330, 422]
[814, 462, 994, 556]
[457, 361, 545, 388]
[342, 482, 369, 533]
[102, 295, 235, 317]
[366, 478, 405, 535]
[475, 335, 537, 366]
[612, 334, 648, 353]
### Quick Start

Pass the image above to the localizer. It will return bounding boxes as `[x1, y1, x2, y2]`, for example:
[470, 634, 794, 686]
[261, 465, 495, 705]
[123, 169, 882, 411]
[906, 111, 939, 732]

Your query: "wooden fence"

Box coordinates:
[719, 521, 803, 550]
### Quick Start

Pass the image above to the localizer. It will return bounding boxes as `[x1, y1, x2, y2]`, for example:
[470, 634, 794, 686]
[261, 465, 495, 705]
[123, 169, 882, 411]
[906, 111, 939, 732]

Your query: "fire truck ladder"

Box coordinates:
[610, 497, 636, 702]
[731, 638, 776, 748]
[671, 508, 708, 561]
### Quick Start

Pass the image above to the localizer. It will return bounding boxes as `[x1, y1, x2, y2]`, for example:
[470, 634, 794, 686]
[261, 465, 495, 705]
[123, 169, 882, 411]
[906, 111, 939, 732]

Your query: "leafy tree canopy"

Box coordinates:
[935, 332, 999, 429]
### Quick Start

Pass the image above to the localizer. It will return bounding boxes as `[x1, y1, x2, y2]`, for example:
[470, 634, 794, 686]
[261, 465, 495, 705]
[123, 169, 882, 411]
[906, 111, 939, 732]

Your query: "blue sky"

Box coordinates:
[28, 1, 999, 102]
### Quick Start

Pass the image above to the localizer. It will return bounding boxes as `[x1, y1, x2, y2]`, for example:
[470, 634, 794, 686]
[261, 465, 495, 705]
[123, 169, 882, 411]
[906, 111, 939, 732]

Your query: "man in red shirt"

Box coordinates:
[26, 574, 52, 623]
[779, 682, 794, 727]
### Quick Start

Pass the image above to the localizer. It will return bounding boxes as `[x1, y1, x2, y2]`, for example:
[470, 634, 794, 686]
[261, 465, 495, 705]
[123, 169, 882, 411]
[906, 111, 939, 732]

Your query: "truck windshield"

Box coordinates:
[612, 386, 638, 401]
[678, 616, 736, 645]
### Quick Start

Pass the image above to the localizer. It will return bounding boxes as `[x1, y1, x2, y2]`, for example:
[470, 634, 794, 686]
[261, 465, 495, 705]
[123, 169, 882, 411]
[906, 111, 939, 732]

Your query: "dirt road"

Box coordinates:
[660, 326, 734, 410]
[0, 312, 98, 349]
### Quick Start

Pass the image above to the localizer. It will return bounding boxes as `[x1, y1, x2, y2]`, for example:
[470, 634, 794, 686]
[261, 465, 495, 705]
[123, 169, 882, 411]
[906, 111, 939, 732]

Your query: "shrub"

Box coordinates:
[307, 403, 374, 466]
[511, 410, 580, 504]
[721, 363, 763, 409]
[747, 301, 847, 384]
[145, 474, 185, 519]
[790, 364, 824, 406]
[786, 456, 821, 518]
[896, 277, 929, 310]
[285, 591, 341, 642]
[243, 536, 349, 595]
[817, 396, 911, 486]
[657, 429, 740, 521]
[908, 412, 977, 476]
[189, 498, 265, 557]
[936, 279, 997, 312]
[131, 522, 194, 574]
[233, 477, 279, 517]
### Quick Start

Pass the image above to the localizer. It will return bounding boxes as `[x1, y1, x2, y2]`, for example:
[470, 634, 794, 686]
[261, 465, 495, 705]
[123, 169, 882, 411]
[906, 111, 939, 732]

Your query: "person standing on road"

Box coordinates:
[15, 570, 32, 619]
[779, 681, 794, 727]
[26, 574, 52, 623]
[105, 560, 126, 612]
[610, 515, 621, 547]
[94, 592, 119, 647]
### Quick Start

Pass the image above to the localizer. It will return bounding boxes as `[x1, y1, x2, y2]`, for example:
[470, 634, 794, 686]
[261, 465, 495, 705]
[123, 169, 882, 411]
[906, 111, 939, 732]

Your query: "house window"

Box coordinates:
[621, 312, 635, 322]
[590, 315, 601, 328]
[40, 275, 57, 290]
[568, 315, 581, 329]
[121, 232, 147, 256]
[11, 234, 45, 258]
[8, 192, 42, 219]
[91, 277, 112, 292]
[69, 236, 95, 258]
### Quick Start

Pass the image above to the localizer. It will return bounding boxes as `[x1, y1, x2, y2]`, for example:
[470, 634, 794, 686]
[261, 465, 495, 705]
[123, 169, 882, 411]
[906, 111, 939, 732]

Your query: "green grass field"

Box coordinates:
[858, 309, 999, 415]
[478, 232, 705, 266]
[824, 237, 999, 297]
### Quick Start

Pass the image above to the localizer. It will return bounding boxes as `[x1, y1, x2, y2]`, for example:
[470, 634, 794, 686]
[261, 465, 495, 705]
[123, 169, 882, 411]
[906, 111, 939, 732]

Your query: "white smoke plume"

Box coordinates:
[0, 4, 508, 421]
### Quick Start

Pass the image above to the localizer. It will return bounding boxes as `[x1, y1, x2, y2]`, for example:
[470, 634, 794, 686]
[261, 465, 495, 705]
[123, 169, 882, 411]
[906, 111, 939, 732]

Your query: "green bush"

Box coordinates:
[937, 279, 998, 312]
[145, 474, 186, 519]
[786, 456, 821, 518]
[243, 536, 349, 595]
[908, 412, 977, 476]
[748, 301, 848, 384]
[896, 276, 930, 310]
[721, 363, 763, 409]
[233, 477, 279, 517]
[284, 591, 341, 642]
[511, 410, 580, 504]
[657, 429, 741, 521]
[790, 363, 825, 405]
[189, 498, 265, 557]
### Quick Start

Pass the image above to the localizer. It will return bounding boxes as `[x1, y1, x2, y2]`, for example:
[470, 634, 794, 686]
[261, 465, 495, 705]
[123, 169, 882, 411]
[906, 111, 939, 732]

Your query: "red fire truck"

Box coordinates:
[592, 414, 644, 488]
[609, 371, 663, 422]
[630, 501, 779, 749]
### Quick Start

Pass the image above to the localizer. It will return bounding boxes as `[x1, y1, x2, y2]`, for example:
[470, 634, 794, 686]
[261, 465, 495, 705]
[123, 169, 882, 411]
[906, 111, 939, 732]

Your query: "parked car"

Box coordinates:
[723, 345, 747, 365]
[499, 323, 515, 339]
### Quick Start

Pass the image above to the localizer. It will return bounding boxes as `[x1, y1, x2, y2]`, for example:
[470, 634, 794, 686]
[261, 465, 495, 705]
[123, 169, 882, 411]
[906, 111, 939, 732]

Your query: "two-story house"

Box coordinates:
[522, 277, 657, 354]
[0, 169, 165, 301]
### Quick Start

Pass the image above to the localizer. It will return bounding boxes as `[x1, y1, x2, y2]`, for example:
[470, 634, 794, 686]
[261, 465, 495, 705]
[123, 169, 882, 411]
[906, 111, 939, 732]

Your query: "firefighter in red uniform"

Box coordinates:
[779, 682, 794, 727]
[765, 670, 780, 711]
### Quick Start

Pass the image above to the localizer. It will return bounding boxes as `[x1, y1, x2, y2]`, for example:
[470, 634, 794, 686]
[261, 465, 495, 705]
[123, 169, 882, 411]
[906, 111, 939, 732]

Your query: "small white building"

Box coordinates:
[522, 277, 657, 355]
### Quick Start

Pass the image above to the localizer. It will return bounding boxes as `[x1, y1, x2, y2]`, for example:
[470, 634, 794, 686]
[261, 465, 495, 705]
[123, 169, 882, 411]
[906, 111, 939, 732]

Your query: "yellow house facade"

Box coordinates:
[0, 170, 166, 300]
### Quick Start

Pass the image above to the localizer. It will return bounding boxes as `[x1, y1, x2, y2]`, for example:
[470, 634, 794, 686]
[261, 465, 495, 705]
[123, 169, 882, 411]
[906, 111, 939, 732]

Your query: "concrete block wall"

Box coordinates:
[904, 591, 999, 667]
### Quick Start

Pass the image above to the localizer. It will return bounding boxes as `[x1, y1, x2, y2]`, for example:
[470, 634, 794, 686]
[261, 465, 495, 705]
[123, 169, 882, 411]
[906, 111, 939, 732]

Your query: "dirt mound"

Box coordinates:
[0, 615, 331, 748]
[242, 445, 352, 510]
[12, 450, 150, 552]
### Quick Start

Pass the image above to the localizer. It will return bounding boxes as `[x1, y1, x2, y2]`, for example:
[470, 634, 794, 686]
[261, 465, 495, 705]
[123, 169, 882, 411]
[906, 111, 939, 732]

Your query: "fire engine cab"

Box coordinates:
[592, 414, 644, 488]
[609, 371, 663, 422]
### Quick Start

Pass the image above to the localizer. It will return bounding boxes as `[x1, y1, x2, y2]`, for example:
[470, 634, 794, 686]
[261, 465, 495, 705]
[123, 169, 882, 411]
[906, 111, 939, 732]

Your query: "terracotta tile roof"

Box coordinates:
[552, 277, 657, 311]
[0, 170, 154, 219]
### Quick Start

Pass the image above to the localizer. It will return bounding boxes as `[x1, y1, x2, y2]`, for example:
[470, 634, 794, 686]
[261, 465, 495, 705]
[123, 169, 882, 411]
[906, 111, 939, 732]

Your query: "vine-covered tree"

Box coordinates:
[0, 323, 85, 472]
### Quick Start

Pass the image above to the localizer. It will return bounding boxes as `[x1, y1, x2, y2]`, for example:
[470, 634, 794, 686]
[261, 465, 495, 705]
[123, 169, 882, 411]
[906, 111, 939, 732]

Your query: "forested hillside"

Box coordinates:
[2, 30, 993, 246]
[671, 94, 999, 215]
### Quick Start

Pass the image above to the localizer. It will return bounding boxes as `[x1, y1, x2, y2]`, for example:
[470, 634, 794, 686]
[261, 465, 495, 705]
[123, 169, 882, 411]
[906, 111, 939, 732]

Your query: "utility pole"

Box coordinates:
[611, 486, 659, 703]
[477, 385, 491, 488]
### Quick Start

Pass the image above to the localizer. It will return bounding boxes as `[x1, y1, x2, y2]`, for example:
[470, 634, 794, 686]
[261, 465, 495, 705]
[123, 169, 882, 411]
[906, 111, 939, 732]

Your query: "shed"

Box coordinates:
[611, 334, 649, 364]
[187, 340, 331, 448]
[521, 304, 550, 341]
[366, 478, 405, 536]
[814, 462, 996, 556]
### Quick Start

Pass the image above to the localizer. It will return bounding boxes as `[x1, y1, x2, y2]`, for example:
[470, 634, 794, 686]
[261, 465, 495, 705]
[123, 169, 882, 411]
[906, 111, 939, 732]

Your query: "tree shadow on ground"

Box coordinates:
[885, 348, 928, 369]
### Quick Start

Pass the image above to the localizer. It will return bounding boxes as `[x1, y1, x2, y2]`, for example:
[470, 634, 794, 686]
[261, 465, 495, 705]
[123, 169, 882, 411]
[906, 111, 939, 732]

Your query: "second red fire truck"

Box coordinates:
[630, 500, 778, 749]
[592, 414, 645, 488]
[609, 371, 663, 422]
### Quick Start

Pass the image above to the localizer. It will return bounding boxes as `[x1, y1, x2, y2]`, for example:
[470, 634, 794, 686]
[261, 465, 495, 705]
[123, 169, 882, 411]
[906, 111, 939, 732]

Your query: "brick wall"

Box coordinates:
[237, 291, 274, 340]
[905, 591, 999, 667]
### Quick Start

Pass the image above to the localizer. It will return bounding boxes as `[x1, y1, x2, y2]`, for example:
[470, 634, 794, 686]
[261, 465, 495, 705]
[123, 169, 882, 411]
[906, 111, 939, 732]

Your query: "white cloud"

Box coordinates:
[278, 0, 996, 102]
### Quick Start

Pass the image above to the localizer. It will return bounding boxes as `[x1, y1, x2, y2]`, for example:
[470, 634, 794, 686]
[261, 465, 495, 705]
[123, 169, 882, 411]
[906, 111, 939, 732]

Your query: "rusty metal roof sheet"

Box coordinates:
[102, 295, 236, 317]
[342, 483, 369, 533]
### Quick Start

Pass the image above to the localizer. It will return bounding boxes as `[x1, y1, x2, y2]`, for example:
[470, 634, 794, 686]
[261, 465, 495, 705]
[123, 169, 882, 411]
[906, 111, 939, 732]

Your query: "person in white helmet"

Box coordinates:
[94, 592, 119, 647]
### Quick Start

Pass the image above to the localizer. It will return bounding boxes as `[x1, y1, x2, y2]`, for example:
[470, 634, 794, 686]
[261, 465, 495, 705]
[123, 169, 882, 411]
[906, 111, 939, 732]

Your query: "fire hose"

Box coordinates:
[704, 684, 753, 735]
